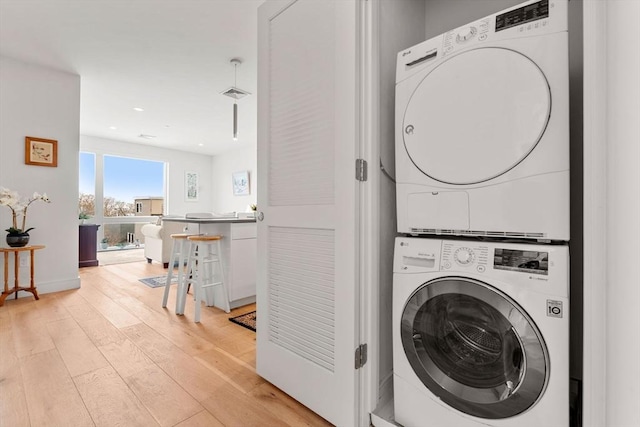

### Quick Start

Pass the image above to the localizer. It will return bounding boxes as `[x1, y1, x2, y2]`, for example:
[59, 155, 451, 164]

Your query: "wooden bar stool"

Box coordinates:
[183, 235, 230, 322]
[162, 233, 192, 314]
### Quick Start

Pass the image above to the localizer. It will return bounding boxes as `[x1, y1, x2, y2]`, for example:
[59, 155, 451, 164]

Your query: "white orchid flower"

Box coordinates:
[1, 189, 19, 204]
[0, 194, 18, 207]
[0, 187, 52, 233]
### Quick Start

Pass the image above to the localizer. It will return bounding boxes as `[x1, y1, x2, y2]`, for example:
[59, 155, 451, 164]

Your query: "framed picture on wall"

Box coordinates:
[185, 171, 198, 201]
[232, 170, 250, 196]
[25, 136, 58, 167]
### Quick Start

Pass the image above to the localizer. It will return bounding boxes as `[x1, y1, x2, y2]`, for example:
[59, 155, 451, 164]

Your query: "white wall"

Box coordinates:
[80, 135, 214, 216]
[210, 146, 257, 213]
[0, 55, 81, 294]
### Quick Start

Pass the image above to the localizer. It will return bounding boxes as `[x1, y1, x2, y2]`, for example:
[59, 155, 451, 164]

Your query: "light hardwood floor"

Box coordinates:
[0, 261, 333, 427]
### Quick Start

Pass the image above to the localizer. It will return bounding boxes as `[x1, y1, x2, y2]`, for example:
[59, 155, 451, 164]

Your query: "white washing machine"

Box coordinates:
[393, 237, 569, 427]
[395, 0, 569, 241]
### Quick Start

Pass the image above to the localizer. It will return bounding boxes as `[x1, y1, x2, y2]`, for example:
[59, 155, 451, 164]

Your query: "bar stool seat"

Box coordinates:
[182, 234, 230, 322]
[162, 233, 192, 314]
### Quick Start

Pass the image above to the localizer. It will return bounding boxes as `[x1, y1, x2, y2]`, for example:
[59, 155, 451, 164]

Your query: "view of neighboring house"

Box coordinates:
[135, 197, 164, 216]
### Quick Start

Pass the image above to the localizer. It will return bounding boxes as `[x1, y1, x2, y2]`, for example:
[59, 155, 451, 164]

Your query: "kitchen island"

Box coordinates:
[162, 216, 257, 310]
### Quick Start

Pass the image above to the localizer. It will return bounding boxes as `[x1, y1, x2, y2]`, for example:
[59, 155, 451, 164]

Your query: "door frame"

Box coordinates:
[358, 0, 380, 424]
[581, 1, 606, 424]
[582, 0, 640, 425]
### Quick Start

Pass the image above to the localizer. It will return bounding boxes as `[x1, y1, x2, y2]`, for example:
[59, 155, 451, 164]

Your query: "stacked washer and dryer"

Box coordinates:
[392, 1, 571, 426]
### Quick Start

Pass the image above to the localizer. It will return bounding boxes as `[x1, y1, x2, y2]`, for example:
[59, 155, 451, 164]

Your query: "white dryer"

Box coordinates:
[395, 0, 569, 241]
[393, 237, 569, 427]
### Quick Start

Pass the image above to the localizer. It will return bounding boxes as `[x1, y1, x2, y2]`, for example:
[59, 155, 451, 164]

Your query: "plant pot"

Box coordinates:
[100, 243, 108, 250]
[6, 232, 30, 248]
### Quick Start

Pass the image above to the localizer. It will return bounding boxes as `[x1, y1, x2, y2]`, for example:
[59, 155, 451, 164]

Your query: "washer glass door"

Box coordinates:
[402, 47, 551, 185]
[401, 277, 549, 419]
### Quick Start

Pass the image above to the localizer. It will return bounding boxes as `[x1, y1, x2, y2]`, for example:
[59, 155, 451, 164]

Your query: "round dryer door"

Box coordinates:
[401, 277, 549, 419]
[402, 47, 551, 185]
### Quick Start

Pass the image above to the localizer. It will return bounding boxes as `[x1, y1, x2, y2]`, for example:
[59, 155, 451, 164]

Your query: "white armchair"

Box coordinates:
[140, 220, 185, 268]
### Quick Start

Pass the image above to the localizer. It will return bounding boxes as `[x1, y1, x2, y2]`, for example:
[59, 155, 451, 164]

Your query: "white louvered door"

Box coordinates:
[257, 0, 360, 425]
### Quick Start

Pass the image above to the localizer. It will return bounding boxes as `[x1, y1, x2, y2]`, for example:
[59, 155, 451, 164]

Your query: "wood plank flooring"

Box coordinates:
[0, 261, 333, 427]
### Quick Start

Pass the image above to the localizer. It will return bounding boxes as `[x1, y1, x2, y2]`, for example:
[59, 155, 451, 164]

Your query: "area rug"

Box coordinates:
[138, 275, 177, 288]
[229, 311, 256, 332]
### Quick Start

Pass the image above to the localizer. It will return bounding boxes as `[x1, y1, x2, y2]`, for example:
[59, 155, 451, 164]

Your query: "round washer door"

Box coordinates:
[401, 277, 549, 419]
[402, 47, 551, 185]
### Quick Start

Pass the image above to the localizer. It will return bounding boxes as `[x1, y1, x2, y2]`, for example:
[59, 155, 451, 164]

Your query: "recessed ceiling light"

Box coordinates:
[198, 143, 204, 146]
[133, 107, 144, 112]
[109, 126, 117, 130]
[138, 134, 156, 139]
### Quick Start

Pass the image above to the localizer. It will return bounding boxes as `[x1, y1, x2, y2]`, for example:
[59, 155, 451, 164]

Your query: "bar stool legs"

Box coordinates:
[183, 235, 230, 322]
[162, 234, 190, 313]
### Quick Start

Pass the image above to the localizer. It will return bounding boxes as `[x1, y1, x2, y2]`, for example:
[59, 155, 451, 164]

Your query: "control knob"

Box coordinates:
[456, 26, 477, 43]
[454, 247, 475, 265]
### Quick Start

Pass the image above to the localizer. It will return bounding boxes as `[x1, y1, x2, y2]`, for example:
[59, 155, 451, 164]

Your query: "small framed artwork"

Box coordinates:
[232, 170, 250, 196]
[185, 171, 199, 201]
[25, 136, 58, 167]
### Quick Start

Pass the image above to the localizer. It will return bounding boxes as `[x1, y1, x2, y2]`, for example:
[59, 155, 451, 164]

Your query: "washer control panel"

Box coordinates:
[442, 242, 489, 273]
[394, 238, 570, 297]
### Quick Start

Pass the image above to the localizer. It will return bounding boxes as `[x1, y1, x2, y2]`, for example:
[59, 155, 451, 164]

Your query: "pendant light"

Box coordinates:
[221, 58, 251, 141]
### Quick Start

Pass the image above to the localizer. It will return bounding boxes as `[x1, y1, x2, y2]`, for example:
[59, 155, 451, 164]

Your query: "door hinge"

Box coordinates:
[355, 343, 368, 369]
[355, 158, 368, 182]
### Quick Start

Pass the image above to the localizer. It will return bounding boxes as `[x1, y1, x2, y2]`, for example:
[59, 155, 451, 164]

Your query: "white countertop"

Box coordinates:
[162, 216, 256, 224]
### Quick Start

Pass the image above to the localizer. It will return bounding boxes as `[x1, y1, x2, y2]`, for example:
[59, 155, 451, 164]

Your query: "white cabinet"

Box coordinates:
[229, 223, 257, 302]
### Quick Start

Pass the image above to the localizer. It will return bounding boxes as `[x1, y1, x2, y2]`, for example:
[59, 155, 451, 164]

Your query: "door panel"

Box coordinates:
[268, 227, 335, 371]
[257, 1, 359, 425]
[267, 0, 335, 207]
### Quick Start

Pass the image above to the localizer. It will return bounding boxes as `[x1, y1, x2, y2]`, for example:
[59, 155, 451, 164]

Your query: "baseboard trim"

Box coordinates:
[230, 295, 256, 309]
[11, 277, 81, 300]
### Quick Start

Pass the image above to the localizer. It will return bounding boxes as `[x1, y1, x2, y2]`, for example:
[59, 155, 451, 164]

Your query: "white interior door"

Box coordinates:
[257, 0, 360, 425]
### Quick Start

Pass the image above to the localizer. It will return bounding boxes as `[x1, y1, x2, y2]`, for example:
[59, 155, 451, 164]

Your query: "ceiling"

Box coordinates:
[0, 0, 263, 156]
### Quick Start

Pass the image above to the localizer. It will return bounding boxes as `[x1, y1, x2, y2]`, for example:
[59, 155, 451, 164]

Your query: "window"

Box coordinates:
[79, 152, 166, 250]
[103, 155, 165, 217]
[78, 152, 96, 216]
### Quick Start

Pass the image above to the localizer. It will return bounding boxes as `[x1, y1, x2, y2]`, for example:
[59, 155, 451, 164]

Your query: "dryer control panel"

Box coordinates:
[396, 0, 568, 84]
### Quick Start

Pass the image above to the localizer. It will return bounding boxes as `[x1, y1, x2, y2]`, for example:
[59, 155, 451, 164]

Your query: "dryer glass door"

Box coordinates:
[402, 47, 551, 185]
[401, 277, 549, 419]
